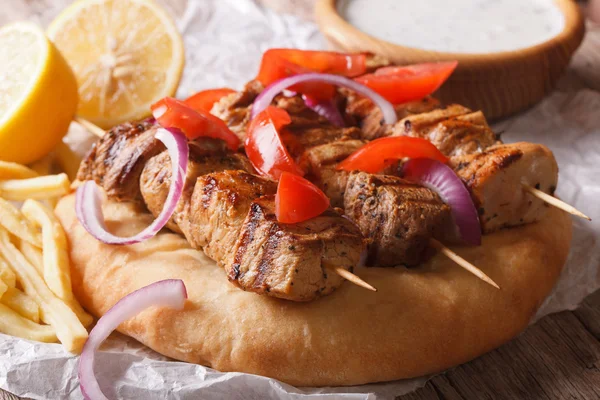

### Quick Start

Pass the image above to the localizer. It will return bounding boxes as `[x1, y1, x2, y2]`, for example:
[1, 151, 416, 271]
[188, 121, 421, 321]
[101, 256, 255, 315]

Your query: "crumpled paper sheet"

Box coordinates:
[1, 1, 599, 399]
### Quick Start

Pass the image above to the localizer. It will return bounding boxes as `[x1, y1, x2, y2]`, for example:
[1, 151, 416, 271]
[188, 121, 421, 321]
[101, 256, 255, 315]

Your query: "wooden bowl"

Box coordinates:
[315, 0, 585, 120]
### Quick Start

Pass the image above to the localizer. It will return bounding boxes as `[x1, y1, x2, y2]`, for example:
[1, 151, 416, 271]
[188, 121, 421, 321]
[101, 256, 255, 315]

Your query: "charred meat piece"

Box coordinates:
[396, 115, 498, 157]
[210, 80, 263, 142]
[450, 142, 558, 233]
[298, 139, 366, 207]
[344, 94, 441, 140]
[345, 172, 452, 267]
[140, 139, 254, 235]
[140, 145, 365, 302]
[210, 80, 341, 142]
[77, 119, 159, 203]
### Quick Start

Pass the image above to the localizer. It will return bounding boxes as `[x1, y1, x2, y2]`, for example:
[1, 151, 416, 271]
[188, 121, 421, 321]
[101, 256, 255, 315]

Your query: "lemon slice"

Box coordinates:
[0, 22, 78, 164]
[47, 0, 185, 129]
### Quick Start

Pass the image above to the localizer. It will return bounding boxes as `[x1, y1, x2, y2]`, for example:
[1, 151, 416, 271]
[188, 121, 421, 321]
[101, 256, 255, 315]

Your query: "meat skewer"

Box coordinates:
[76, 119, 374, 301]
[351, 98, 590, 223]
[212, 84, 498, 287]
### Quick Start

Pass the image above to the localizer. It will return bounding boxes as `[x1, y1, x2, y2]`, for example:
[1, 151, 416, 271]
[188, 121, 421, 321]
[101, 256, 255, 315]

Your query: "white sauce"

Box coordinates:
[338, 0, 565, 54]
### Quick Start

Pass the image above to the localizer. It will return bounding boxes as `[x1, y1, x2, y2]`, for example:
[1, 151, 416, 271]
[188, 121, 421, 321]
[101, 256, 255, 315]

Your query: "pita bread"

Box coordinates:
[55, 195, 572, 387]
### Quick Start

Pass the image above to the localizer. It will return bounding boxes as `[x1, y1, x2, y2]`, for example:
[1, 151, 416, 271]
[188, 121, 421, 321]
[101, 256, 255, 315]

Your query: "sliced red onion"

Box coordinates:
[251, 73, 397, 125]
[76, 128, 188, 245]
[402, 158, 481, 246]
[302, 95, 345, 127]
[79, 279, 188, 400]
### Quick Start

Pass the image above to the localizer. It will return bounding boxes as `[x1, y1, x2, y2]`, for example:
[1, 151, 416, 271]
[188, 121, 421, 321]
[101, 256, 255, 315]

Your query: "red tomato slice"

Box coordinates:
[245, 106, 303, 180]
[151, 97, 240, 150]
[275, 171, 330, 224]
[256, 49, 367, 102]
[336, 136, 449, 173]
[184, 88, 235, 113]
[354, 61, 458, 104]
[264, 49, 367, 76]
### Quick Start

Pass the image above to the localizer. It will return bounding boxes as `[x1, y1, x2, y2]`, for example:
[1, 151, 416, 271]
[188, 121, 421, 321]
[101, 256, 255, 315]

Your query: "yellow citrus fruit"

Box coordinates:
[47, 0, 185, 129]
[0, 22, 78, 164]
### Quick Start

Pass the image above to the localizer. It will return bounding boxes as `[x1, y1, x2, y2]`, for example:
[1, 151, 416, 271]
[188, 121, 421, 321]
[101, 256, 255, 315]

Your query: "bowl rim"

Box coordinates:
[316, 0, 585, 66]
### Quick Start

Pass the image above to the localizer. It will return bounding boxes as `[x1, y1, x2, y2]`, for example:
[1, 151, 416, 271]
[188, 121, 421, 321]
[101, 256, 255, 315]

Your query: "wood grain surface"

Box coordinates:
[2, 1, 600, 399]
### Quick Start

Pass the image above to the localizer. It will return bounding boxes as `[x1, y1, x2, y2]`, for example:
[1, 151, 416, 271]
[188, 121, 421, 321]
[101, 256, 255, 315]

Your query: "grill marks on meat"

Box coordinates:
[140, 145, 365, 301]
[210, 80, 263, 143]
[77, 119, 159, 202]
[345, 172, 452, 267]
[210, 79, 340, 143]
[394, 108, 498, 157]
[298, 139, 366, 207]
[449, 142, 558, 233]
[345, 95, 441, 140]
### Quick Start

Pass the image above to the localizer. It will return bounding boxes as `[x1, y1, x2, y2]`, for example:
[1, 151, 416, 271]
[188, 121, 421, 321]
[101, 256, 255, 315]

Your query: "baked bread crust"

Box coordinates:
[55, 195, 572, 387]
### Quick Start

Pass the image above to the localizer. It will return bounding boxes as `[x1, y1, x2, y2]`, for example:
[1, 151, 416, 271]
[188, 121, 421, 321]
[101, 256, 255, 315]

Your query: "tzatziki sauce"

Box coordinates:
[337, 0, 566, 54]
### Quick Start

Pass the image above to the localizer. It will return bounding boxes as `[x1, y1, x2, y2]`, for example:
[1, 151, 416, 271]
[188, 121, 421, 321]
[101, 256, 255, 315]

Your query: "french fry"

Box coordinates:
[0, 256, 17, 288]
[0, 227, 87, 352]
[20, 200, 94, 328]
[0, 160, 38, 180]
[0, 198, 42, 247]
[1, 287, 40, 323]
[54, 141, 82, 181]
[0, 303, 56, 343]
[22, 200, 72, 300]
[0, 173, 70, 201]
[18, 240, 44, 275]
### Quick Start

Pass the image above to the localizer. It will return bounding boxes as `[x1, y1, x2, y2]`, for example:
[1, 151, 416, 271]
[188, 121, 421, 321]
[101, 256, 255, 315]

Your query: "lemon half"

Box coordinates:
[0, 22, 78, 164]
[47, 0, 185, 129]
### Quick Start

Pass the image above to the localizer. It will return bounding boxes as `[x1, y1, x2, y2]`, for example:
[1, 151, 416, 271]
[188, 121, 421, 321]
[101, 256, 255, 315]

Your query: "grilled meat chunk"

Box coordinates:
[345, 95, 441, 140]
[395, 113, 498, 157]
[345, 172, 452, 267]
[298, 139, 366, 207]
[77, 119, 158, 202]
[140, 145, 365, 301]
[210, 80, 339, 142]
[210, 80, 263, 142]
[449, 142, 558, 233]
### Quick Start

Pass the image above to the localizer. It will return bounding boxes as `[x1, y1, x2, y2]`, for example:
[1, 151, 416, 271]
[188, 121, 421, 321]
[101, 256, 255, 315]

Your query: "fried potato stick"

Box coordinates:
[0, 303, 56, 343]
[0, 227, 87, 352]
[0, 198, 42, 247]
[1, 287, 40, 323]
[0, 173, 70, 201]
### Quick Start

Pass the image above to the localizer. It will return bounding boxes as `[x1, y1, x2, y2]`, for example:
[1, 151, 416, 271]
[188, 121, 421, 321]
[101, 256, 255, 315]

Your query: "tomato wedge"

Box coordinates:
[275, 171, 330, 224]
[245, 106, 303, 180]
[151, 97, 240, 150]
[354, 61, 458, 104]
[336, 137, 448, 173]
[256, 49, 367, 102]
[261, 49, 367, 77]
[184, 88, 235, 113]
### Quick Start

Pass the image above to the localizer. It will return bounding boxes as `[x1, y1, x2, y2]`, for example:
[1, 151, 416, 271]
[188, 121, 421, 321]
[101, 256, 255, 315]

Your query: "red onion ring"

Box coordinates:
[402, 158, 481, 246]
[76, 128, 188, 245]
[302, 95, 345, 127]
[251, 73, 397, 125]
[78, 279, 188, 400]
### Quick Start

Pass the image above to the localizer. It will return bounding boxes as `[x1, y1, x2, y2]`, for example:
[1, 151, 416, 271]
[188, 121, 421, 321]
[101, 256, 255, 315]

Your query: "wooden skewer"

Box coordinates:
[325, 263, 377, 292]
[75, 116, 105, 138]
[430, 239, 500, 289]
[522, 183, 591, 221]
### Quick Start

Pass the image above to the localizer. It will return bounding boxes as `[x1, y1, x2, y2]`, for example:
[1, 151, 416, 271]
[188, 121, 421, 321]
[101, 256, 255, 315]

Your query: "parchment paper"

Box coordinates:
[1, 1, 599, 399]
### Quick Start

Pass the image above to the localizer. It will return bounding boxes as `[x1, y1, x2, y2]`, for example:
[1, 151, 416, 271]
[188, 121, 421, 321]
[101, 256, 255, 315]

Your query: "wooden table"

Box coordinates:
[2, 1, 600, 399]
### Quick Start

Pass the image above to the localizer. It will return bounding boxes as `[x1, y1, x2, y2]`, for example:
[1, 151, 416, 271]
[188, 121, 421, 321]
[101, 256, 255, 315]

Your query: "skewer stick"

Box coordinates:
[429, 239, 500, 289]
[521, 183, 591, 221]
[74, 116, 105, 138]
[324, 263, 377, 292]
